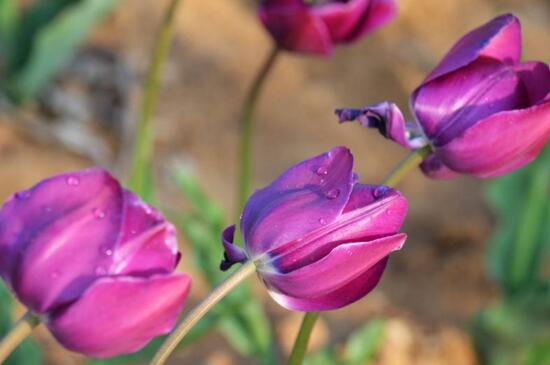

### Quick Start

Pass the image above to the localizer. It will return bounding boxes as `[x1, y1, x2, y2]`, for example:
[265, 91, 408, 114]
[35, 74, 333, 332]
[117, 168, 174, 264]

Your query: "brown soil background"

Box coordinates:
[1, 0, 550, 364]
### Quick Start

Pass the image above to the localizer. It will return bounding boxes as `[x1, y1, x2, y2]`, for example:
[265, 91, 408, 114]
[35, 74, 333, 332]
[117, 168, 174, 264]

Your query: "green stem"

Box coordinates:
[287, 145, 432, 365]
[236, 46, 279, 217]
[149, 261, 257, 365]
[0, 312, 40, 363]
[129, 0, 182, 198]
[287, 312, 319, 365]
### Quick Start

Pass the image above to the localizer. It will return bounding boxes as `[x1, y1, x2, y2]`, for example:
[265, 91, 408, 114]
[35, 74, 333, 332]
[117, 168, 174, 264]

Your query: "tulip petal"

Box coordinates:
[261, 233, 405, 300]
[48, 273, 191, 358]
[242, 147, 354, 258]
[259, 4, 332, 55]
[220, 225, 248, 271]
[267, 186, 407, 272]
[315, 0, 370, 42]
[268, 258, 387, 311]
[110, 191, 179, 276]
[515, 61, 550, 105]
[412, 57, 528, 144]
[0, 168, 124, 313]
[346, 0, 397, 42]
[337, 102, 428, 149]
[425, 14, 521, 83]
[437, 101, 550, 177]
[419, 154, 460, 179]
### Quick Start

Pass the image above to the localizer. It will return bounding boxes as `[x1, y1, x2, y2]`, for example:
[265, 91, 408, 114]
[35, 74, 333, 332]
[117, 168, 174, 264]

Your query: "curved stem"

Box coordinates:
[150, 261, 257, 365]
[382, 145, 432, 187]
[287, 312, 319, 365]
[0, 311, 40, 363]
[287, 145, 432, 365]
[236, 45, 279, 217]
[129, 0, 182, 200]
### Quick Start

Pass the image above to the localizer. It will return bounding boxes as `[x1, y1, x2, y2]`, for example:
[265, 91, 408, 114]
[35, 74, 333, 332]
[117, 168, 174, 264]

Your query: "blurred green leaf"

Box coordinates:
[0, 0, 18, 52]
[472, 286, 550, 365]
[0, 283, 42, 365]
[304, 349, 338, 365]
[8, 0, 119, 101]
[487, 145, 550, 295]
[344, 319, 385, 365]
[172, 167, 277, 364]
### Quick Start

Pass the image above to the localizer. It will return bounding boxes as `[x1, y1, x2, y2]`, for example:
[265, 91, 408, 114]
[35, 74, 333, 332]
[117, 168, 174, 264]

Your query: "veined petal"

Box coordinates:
[110, 191, 179, 276]
[437, 100, 550, 178]
[261, 234, 406, 299]
[268, 258, 387, 311]
[412, 57, 528, 144]
[259, 3, 332, 55]
[0, 168, 124, 313]
[242, 147, 354, 257]
[425, 14, 521, 83]
[48, 273, 191, 358]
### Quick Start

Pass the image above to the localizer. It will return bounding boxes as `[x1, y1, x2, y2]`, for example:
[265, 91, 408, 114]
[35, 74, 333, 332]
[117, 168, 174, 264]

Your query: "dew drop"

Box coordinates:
[66, 176, 80, 186]
[43, 206, 52, 213]
[15, 191, 31, 200]
[130, 229, 137, 235]
[92, 208, 106, 219]
[100, 245, 113, 256]
[315, 166, 328, 176]
[373, 186, 389, 198]
[95, 266, 107, 275]
[318, 218, 327, 225]
[325, 189, 340, 200]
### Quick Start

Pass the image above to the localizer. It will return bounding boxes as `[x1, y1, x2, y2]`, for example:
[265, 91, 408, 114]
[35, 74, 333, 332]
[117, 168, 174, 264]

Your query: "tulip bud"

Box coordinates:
[222, 147, 407, 311]
[339, 14, 550, 178]
[0, 168, 191, 358]
[259, 0, 397, 56]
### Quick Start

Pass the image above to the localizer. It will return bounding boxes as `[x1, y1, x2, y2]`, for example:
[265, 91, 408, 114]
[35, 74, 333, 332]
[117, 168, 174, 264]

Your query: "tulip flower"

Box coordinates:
[221, 147, 407, 311]
[337, 14, 550, 178]
[259, 0, 397, 56]
[0, 168, 191, 358]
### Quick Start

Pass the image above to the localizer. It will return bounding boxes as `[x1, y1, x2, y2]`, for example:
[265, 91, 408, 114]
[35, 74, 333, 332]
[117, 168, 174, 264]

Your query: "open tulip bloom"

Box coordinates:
[337, 14, 550, 178]
[259, 0, 397, 56]
[221, 147, 407, 311]
[0, 168, 191, 358]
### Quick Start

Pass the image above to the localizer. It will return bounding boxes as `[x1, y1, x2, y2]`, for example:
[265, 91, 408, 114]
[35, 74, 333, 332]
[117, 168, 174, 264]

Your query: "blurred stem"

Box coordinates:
[150, 261, 257, 365]
[129, 0, 182, 199]
[287, 312, 319, 365]
[288, 145, 432, 365]
[382, 145, 432, 187]
[236, 45, 279, 218]
[0, 311, 40, 363]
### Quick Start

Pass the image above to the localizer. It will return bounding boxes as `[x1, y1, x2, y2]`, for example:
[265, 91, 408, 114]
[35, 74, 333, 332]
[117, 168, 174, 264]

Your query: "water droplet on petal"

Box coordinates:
[326, 189, 340, 200]
[95, 266, 107, 275]
[92, 208, 106, 219]
[315, 166, 328, 176]
[130, 229, 137, 235]
[15, 191, 31, 200]
[66, 176, 80, 186]
[373, 186, 390, 198]
[43, 206, 52, 213]
[318, 218, 327, 225]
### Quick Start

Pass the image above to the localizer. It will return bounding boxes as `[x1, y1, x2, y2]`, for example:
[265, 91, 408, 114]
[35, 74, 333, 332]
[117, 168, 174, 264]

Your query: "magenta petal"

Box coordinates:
[315, 0, 370, 42]
[438, 101, 550, 178]
[412, 58, 528, 144]
[48, 273, 191, 358]
[425, 14, 521, 83]
[269, 259, 388, 312]
[242, 147, 354, 258]
[345, 0, 397, 42]
[0, 168, 124, 313]
[259, 4, 332, 55]
[514, 61, 550, 105]
[419, 154, 460, 179]
[110, 191, 179, 276]
[261, 234, 405, 300]
[220, 225, 248, 271]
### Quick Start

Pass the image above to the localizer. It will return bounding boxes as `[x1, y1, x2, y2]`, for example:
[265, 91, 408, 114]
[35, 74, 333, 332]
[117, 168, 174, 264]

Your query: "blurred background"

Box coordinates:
[0, 0, 549, 364]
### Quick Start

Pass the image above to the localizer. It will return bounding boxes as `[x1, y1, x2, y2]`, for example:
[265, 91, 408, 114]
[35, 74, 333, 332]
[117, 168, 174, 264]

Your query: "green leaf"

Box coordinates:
[9, 0, 119, 101]
[0, 0, 18, 52]
[0, 283, 42, 365]
[487, 145, 550, 294]
[344, 319, 385, 365]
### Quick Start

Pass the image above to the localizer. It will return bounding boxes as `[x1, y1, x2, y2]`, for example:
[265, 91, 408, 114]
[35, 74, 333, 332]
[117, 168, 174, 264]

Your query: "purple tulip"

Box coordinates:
[337, 14, 550, 178]
[259, 0, 397, 56]
[221, 147, 407, 311]
[0, 168, 191, 358]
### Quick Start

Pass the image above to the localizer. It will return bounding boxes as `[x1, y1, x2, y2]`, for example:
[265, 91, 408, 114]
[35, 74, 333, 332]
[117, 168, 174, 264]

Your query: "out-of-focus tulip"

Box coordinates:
[0, 168, 191, 358]
[337, 14, 550, 178]
[259, 0, 397, 56]
[221, 147, 407, 311]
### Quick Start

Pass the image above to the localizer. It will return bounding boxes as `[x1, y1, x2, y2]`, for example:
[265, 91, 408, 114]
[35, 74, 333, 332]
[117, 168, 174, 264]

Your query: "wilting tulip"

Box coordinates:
[221, 147, 407, 311]
[259, 0, 397, 56]
[337, 14, 550, 178]
[0, 168, 191, 358]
